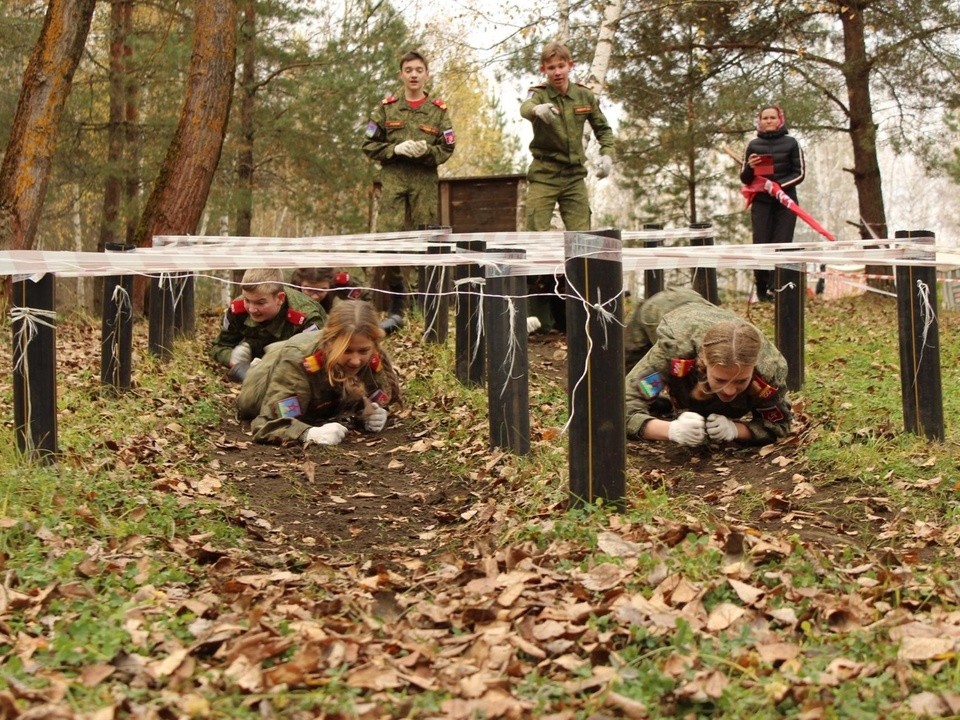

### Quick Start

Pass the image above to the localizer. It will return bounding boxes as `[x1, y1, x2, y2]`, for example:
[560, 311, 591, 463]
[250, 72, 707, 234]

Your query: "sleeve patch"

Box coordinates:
[364, 120, 380, 138]
[302, 350, 325, 373]
[750, 373, 778, 400]
[278, 396, 302, 418]
[347, 287, 363, 299]
[369, 388, 389, 405]
[443, 128, 456, 145]
[637, 372, 665, 399]
[670, 358, 696, 377]
[759, 405, 785, 423]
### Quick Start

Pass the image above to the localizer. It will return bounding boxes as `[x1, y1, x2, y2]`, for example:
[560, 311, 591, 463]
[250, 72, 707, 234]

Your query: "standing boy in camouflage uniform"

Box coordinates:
[209, 268, 326, 382]
[362, 50, 456, 315]
[520, 41, 616, 332]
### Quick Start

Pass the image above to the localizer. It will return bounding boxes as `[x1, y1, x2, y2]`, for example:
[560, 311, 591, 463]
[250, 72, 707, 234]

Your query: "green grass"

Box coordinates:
[1, 296, 959, 717]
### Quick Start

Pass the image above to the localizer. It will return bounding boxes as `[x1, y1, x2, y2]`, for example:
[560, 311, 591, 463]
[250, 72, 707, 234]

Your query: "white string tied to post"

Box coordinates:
[913, 279, 936, 388]
[498, 296, 522, 399]
[560, 276, 625, 437]
[452, 275, 487, 366]
[9, 306, 58, 453]
[420, 264, 449, 343]
[106, 283, 132, 385]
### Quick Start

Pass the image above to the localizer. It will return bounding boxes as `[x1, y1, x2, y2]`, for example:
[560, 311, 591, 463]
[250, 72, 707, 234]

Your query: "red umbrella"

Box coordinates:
[742, 177, 836, 242]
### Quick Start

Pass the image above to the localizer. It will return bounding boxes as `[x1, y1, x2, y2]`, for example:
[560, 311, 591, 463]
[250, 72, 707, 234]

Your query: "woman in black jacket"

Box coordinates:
[740, 105, 805, 302]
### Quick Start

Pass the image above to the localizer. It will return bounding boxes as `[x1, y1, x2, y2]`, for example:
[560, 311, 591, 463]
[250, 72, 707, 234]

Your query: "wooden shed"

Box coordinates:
[438, 174, 526, 233]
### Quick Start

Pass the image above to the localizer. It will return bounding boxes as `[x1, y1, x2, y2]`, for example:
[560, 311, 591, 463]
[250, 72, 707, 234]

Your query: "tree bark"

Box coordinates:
[839, 1, 892, 288]
[132, 0, 238, 310]
[0, 0, 97, 252]
[233, 0, 256, 285]
[98, 0, 128, 253]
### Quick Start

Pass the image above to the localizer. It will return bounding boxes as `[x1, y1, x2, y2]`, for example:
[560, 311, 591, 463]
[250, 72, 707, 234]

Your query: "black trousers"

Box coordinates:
[751, 200, 797, 297]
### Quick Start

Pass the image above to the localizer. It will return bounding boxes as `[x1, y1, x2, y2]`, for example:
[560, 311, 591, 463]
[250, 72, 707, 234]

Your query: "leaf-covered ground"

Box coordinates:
[2, 296, 959, 719]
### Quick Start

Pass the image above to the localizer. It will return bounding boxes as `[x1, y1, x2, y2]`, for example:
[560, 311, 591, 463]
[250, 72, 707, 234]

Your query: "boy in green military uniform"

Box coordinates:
[209, 268, 326, 382]
[624, 288, 793, 445]
[520, 41, 615, 332]
[362, 50, 456, 315]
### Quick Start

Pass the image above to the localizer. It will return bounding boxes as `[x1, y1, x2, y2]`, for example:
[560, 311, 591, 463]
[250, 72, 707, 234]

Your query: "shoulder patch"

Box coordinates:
[432, 98, 447, 111]
[302, 350, 325, 374]
[334, 272, 351, 286]
[381, 95, 398, 105]
[369, 353, 382, 373]
[230, 298, 247, 316]
[669, 358, 696, 377]
[637, 371, 665, 399]
[286, 308, 307, 326]
[749, 373, 778, 400]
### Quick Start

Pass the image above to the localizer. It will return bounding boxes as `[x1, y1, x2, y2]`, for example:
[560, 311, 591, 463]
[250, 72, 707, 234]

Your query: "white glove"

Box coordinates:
[229, 341, 251, 367]
[668, 412, 706, 446]
[303, 422, 348, 446]
[395, 139, 428, 157]
[364, 403, 388, 432]
[532, 103, 557, 123]
[526, 316, 542, 334]
[596, 155, 614, 179]
[706, 414, 739, 442]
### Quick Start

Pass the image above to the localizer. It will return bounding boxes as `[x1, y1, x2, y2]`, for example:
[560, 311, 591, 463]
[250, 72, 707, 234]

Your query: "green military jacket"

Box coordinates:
[519, 82, 615, 167]
[209, 289, 326, 367]
[362, 92, 455, 171]
[624, 289, 792, 444]
[236, 330, 401, 444]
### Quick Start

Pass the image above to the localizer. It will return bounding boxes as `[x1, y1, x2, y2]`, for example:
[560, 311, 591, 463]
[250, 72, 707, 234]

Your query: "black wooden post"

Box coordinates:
[690, 222, 719, 304]
[774, 260, 805, 390]
[643, 222, 664, 299]
[455, 238, 485, 386]
[422, 238, 450, 344]
[894, 230, 943, 440]
[565, 230, 625, 511]
[148, 274, 176, 359]
[173, 273, 196, 338]
[12, 274, 57, 462]
[484, 250, 530, 454]
[100, 243, 135, 391]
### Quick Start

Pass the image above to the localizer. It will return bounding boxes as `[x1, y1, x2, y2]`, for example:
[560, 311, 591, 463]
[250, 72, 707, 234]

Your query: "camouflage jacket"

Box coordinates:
[624, 291, 792, 444]
[236, 330, 401, 444]
[519, 82, 615, 167]
[362, 92, 455, 170]
[209, 289, 326, 367]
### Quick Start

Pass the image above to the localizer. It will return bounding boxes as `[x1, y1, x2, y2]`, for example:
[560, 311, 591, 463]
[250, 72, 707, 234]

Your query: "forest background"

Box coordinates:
[1, 0, 960, 313]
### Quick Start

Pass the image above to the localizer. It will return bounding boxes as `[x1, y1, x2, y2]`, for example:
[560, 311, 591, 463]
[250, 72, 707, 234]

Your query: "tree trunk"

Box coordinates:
[839, 1, 892, 288]
[0, 0, 97, 252]
[132, 0, 238, 311]
[98, 0, 128, 253]
[233, 0, 256, 286]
